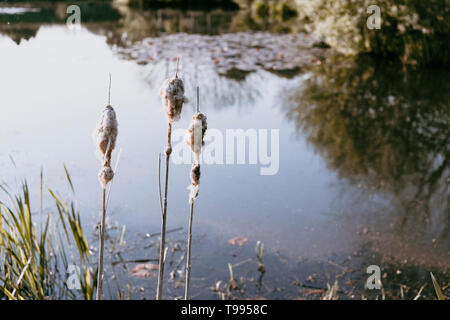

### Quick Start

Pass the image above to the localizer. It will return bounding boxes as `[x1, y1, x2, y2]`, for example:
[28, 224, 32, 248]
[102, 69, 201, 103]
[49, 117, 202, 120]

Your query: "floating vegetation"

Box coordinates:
[117, 32, 329, 79]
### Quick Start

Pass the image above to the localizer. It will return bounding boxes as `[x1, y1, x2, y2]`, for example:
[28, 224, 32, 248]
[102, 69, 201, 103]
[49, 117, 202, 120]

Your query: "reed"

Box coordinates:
[185, 87, 208, 300]
[94, 75, 118, 300]
[0, 171, 94, 300]
[156, 58, 187, 300]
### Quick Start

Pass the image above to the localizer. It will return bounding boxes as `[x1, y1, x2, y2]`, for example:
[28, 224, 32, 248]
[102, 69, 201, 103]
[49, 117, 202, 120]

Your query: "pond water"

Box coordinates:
[0, 3, 448, 299]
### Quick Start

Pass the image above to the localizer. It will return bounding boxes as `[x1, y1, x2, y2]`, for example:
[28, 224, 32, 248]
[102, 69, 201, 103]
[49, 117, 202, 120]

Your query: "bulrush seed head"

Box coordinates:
[98, 165, 114, 189]
[95, 105, 118, 167]
[185, 112, 207, 163]
[94, 105, 118, 188]
[188, 163, 201, 203]
[159, 77, 187, 123]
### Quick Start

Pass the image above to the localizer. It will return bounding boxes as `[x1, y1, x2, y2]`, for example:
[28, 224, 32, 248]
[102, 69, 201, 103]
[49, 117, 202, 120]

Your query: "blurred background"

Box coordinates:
[0, 0, 448, 300]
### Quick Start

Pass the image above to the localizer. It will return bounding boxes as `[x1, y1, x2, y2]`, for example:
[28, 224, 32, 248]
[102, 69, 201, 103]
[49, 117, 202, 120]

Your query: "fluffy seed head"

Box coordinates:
[190, 163, 200, 186]
[185, 112, 207, 163]
[159, 77, 187, 123]
[165, 145, 172, 156]
[98, 165, 114, 188]
[188, 163, 201, 203]
[95, 105, 118, 166]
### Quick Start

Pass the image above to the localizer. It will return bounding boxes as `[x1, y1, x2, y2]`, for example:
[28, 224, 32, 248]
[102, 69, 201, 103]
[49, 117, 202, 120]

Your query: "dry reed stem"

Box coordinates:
[96, 188, 106, 300]
[156, 118, 173, 300]
[185, 87, 206, 300]
[156, 59, 186, 300]
[95, 75, 118, 300]
[185, 201, 194, 300]
[157, 152, 163, 215]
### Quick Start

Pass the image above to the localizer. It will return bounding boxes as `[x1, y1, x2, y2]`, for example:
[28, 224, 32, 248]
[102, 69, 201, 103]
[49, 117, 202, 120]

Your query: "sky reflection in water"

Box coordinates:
[0, 16, 448, 298]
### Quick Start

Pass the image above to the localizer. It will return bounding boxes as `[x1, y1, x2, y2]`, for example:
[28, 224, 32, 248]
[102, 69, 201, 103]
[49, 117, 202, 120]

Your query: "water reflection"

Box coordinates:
[285, 56, 450, 238]
[0, 2, 300, 45]
[1, 2, 448, 299]
[0, 2, 121, 44]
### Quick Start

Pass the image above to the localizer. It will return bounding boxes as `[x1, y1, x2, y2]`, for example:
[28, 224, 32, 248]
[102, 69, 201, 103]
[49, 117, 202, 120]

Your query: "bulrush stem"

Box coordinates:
[94, 75, 118, 300]
[96, 188, 106, 300]
[185, 86, 203, 300]
[185, 201, 194, 300]
[196, 87, 199, 113]
[156, 122, 173, 300]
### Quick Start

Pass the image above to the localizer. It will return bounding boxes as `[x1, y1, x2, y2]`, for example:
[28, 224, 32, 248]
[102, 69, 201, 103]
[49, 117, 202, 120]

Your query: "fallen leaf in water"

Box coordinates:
[303, 288, 324, 296]
[131, 263, 158, 278]
[228, 236, 248, 246]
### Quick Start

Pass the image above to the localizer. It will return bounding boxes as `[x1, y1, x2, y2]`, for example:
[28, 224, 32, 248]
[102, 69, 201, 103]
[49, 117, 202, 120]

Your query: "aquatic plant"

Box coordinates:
[94, 76, 119, 300]
[0, 171, 94, 300]
[322, 280, 339, 300]
[156, 58, 187, 300]
[430, 272, 445, 300]
[159, 73, 187, 124]
[184, 87, 208, 300]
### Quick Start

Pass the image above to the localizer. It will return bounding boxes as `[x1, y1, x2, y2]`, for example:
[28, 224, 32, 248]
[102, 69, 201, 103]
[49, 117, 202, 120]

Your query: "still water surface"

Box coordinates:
[0, 4, 448, 299]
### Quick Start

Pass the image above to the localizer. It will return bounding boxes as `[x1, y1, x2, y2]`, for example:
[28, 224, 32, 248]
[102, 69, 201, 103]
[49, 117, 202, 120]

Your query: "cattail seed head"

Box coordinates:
[94, 105, 118, 189]
[95, 105, 118, 166]
[98, 165, 114, 189]
[159, 77, 187, 123]
[190, 163, 200, 186]
[185, 112, 207, 163]
[165, 145, 172, 156]
[188, 163, 200, 203]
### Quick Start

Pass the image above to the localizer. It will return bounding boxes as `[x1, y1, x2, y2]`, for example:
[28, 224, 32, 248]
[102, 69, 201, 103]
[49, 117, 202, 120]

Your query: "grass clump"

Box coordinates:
[0, 172, 94, 300]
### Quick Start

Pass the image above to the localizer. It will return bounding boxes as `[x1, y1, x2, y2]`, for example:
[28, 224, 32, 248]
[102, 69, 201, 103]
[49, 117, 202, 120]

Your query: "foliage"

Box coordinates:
[235, 0, 449, 65]
[430, 272, 446, 300]
[0, 172, 95, 300]
[295, 0, 449, 65]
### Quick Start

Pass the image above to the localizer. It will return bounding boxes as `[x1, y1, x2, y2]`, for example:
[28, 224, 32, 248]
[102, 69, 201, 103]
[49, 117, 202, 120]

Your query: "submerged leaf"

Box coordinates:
[130, 263, 159, 278]
[228, 236, 248, 247]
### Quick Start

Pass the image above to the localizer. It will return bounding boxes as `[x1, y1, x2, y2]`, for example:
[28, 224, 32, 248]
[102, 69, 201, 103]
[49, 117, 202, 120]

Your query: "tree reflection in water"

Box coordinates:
[285, 56, 449, 240]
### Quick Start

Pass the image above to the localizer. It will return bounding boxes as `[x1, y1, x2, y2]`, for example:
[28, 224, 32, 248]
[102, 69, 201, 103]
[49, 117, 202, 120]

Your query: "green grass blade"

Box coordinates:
[430, 272, 445, 300]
